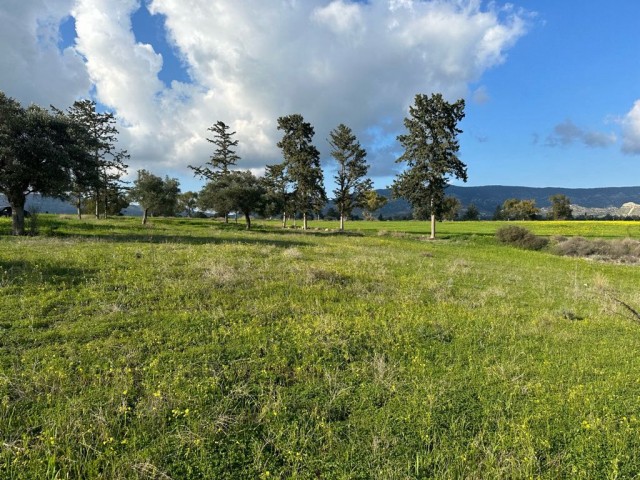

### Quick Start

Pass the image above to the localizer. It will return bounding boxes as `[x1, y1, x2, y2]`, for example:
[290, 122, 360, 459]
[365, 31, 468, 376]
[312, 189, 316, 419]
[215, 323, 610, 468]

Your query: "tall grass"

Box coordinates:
[2, 216, 640, 478]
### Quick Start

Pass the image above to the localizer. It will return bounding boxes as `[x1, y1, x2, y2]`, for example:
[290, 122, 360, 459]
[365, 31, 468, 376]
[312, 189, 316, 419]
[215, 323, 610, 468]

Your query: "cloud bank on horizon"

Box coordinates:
[2, 0, 640, 185]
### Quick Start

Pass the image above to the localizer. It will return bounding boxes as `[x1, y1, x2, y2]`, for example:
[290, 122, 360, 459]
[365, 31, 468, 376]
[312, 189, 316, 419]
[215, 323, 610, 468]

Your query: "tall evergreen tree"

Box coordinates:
[392, 93, 467, 239]
[63, 100, 129, 219]
[190, 121, 240, 222]
[329, 124, 372, 230]
[190, 120, 239, 177]
[276, 114, 326, 230]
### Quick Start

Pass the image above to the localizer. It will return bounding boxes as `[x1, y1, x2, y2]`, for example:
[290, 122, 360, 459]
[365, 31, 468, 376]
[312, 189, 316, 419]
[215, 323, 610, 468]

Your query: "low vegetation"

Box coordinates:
[2, 216, 640, 478]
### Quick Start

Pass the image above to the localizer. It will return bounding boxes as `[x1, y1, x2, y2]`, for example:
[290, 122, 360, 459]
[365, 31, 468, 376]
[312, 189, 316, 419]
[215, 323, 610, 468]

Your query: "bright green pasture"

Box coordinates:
[2, 216, 640, 478]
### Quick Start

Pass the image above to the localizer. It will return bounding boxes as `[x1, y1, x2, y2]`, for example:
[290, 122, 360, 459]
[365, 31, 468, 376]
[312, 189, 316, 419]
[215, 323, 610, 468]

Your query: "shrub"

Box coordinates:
[495, 225, 548, 250]
[553, 236, 640, 262]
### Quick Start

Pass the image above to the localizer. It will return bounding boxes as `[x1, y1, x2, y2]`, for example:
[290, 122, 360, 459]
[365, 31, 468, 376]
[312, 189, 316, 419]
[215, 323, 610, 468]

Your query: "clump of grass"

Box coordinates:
[496, 225, 548, 250]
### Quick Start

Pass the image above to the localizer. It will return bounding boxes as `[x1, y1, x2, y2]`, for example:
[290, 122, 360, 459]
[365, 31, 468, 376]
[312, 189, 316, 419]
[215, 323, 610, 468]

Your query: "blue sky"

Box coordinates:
[2, 0, 640, 193]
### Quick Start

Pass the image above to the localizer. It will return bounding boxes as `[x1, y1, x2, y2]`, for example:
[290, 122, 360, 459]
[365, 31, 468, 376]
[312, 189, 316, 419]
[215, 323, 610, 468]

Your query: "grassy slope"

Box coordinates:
[2, 216, 640, 478]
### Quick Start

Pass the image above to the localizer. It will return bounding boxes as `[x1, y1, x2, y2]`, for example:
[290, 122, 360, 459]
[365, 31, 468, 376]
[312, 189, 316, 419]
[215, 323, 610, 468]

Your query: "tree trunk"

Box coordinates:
[76, 198, 82, 220]
[224, 212, 228, 224]
[142, 208, 149, 225]
[95, 191, 100, 219]
[244, 212, 251, 230]
[430, 213, 436, 239]
[303, 212, 308, 230]
[339, 214, 345, 231]
[9, 197, 26, 236]
[282, 212, 287, 228]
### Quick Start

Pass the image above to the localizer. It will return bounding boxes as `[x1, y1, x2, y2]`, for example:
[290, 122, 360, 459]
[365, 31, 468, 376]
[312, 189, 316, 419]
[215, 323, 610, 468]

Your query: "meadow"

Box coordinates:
[2, 216, 640, 478]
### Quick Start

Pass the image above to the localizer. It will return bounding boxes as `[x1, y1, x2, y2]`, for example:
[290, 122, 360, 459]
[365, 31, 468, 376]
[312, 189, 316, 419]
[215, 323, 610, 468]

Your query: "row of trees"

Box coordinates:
[2, 90, 468, 238]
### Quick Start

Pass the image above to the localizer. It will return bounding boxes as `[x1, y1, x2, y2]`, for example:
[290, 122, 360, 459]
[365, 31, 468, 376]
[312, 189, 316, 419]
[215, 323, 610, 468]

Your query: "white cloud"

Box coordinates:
[0, 0, 90, 107]
[622, 100, 640, 155]
[1, 0, 531, 181]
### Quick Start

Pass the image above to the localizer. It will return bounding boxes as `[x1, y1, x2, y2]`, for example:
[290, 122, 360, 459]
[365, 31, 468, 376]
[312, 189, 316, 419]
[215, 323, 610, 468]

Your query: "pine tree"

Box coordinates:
[63, 100, 129, 219]
[276, 114, 326, 230]
[392, 93, 467, 239]
[329, 124, 372, 230]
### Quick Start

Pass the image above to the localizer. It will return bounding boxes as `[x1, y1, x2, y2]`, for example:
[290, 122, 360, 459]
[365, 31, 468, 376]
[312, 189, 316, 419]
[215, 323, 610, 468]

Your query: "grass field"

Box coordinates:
[2, 216, 640, 478]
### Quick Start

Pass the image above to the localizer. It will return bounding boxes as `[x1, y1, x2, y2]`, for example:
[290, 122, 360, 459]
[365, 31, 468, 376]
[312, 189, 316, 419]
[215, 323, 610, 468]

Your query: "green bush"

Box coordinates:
[495, 225, 548, 250]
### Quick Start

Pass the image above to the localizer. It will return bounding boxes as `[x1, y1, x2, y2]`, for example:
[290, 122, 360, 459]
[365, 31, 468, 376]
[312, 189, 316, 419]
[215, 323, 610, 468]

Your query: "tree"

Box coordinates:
[62, 100, 129, 219]
[501, 198, 539, 220]
[178, 191, 199, 217]
[462, 203, 480, 221]
[392, 93, 467, 239]
[199, 171, 265, 229]
[189, 121, 240, 223]
[361, 190, 388, 220]
[329, 124, 372, 230]
[0, 93, 97, 235]
[261, 163, 293, 227]
[276, 114, 326, 230]
[549, 194, 573, 220]
[129, 170, 181, 225]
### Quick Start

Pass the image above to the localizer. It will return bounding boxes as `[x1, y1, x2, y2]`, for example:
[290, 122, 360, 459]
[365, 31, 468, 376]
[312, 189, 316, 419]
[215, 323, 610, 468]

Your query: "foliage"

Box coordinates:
[361, 190, 388, 220]
[461, 203, 480, 221]
[199, 171, 265, 229]
[62, 100, 129, 219]
[414, 195, 461, 221]
[329, 124, 372, 230]
[392, 93, 466, 238]
[0, 92, 98, 235]
[277, 114, 327, 229]
[3, 217, 640, 478]
[500, 198, 539, 220]
[553, 236, 640, 262]
[177, 191, 199, 217]
[84, 185, 129, 217]
[128, 170, 180, 224]
[190, 120, 240, 179]
[496, 225, 549, 250]
[261, 163, 292, 226]
[549, 193, 573, 220]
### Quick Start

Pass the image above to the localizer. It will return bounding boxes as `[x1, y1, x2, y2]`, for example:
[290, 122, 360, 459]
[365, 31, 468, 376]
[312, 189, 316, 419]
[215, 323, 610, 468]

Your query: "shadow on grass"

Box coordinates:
[0, 259, 98, 287]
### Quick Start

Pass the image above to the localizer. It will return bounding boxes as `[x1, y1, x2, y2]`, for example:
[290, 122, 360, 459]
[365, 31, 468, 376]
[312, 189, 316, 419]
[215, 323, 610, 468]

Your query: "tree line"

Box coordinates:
[2, 90, 472, 238]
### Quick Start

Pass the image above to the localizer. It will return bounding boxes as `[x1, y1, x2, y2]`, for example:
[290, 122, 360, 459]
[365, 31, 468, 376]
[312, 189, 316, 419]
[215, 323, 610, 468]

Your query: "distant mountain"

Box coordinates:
[370, 185, 640, 219]
[5, 185, 640, 220]
[0, 194, 143, 216]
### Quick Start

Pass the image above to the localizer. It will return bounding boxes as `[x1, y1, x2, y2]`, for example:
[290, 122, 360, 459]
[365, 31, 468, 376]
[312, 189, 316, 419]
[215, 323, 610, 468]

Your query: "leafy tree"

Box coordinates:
[501, 198, 539, 220]
[261, 163, 293, 227]
[392, 93, 466, 239]
[0, 93, 97, 235]
[462, 203, 480, 221]
[199, 171, 265, 229]
[129, 170, 181, 225]
[178, 191, 199, 217]
[362, 190, 388, 220]
[277, 114, 326, 230]
[62, 100, 129, 219]
[190, 121, 240, 222]
[329, 124, 372, 230]
[549, 194, 573, 220]
[84, 184, 129, 216]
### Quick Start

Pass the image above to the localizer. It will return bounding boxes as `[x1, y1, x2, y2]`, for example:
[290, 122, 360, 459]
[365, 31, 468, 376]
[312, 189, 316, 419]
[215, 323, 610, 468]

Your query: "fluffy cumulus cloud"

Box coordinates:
[622, 100, 640, 155]
[546, 119, 617, 149]
[1, 0, 530, 180]
[0, 0, 90, 107]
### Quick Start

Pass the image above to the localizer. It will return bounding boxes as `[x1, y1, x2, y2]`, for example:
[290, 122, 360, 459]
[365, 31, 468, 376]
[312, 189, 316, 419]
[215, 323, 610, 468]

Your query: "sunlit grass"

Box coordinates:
[2, 216, 640, 478]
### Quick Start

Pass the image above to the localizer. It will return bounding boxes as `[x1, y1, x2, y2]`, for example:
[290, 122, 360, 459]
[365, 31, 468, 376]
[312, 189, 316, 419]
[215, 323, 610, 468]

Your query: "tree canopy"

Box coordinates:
[392, 93, 466, 239]
[129, 169, 181, 225]
[0, 92, 98, 234]
[277, 114, 326, 230]
[329, 124, 372, 230]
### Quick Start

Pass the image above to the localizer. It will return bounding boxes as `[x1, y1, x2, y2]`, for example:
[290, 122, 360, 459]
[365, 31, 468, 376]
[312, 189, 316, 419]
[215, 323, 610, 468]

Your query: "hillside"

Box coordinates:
[372, 185, 640, 218]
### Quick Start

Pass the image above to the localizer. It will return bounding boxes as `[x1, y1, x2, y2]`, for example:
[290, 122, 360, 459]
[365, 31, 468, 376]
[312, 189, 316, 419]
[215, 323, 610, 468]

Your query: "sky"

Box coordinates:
[1, 0, 640, 193]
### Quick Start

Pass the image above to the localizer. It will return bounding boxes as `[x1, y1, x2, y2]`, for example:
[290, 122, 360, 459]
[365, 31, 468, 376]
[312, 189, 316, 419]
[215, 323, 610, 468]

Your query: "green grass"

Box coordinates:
[2, 216, 640, 478]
